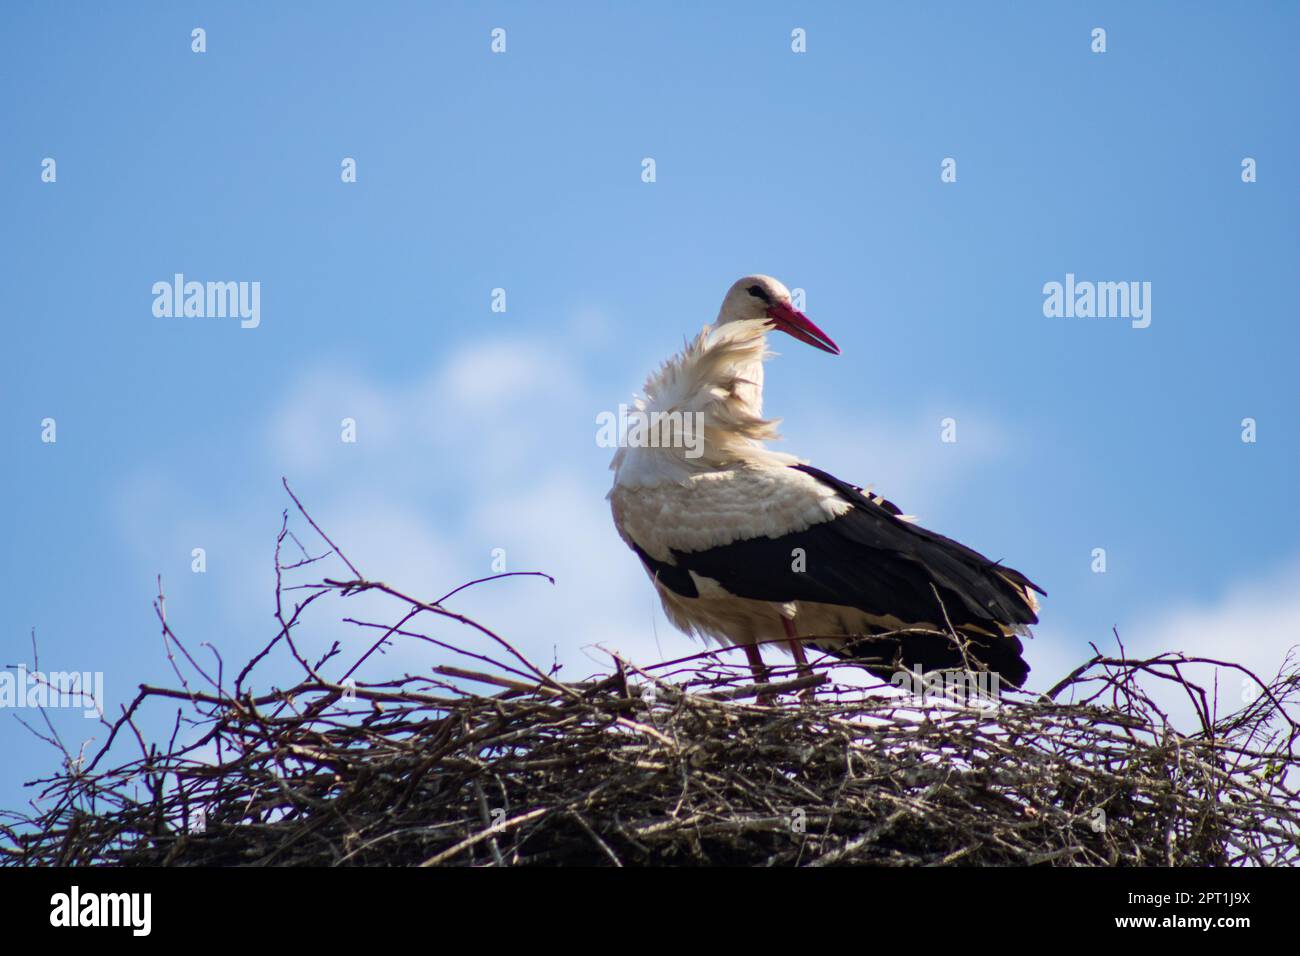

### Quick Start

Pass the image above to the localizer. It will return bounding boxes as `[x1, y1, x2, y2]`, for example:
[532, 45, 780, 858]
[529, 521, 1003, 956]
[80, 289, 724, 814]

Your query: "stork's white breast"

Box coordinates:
[609, 465, 852, 562]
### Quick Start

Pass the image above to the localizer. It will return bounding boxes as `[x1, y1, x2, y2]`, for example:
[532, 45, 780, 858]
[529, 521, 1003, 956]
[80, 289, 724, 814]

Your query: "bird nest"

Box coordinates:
[4, 487, 1299, 867]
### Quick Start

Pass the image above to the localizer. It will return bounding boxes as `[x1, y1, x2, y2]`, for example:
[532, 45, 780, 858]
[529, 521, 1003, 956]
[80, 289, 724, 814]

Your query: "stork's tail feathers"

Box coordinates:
[818, 628, 1031, 689]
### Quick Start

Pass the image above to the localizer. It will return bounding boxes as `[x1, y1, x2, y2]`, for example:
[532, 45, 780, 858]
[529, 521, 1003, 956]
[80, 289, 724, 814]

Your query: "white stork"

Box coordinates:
[608, 275, 1043, 695]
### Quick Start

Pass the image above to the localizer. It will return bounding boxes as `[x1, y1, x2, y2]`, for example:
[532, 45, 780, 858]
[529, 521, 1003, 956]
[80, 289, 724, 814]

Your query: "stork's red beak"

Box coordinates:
[766, 302, 840, 354]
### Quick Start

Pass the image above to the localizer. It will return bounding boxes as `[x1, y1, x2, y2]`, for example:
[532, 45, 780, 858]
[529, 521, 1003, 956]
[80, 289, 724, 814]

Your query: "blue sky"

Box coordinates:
[2, 2, 1297, 815]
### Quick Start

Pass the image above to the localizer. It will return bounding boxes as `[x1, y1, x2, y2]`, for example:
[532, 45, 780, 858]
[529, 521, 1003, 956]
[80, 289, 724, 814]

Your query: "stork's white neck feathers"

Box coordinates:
[610, 319, 802, 489]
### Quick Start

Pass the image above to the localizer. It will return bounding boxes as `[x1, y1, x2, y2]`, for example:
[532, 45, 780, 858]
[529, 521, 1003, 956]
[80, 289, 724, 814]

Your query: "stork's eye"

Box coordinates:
[747, 284, 773, 304]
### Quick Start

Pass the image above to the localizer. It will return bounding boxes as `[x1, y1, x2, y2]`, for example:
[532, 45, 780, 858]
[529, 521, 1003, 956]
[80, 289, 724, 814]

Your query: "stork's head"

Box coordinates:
[716, 274, 839, 354]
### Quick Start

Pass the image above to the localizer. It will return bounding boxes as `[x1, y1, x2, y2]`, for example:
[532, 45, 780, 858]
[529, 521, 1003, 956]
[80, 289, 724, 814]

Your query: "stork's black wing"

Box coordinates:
[659, 464, 1044, 686]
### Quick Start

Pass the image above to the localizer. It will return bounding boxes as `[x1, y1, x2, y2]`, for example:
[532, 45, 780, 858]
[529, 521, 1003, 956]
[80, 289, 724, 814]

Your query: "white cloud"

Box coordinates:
[116, 332, 683, 683]
[790, 405, 1013, 514]
[266, 362, 400, 473]
[433, 340, 570, 413]
[453, 472, 677, 679]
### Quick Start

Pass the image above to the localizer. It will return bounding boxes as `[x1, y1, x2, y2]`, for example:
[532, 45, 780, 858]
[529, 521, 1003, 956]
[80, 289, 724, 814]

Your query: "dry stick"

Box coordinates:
[704, 673, 827, 702]
[434, 571, 555, 606]
[282, 478, 362, 580]
[418, 806, 550, 867]
[473, 779, 505, 867]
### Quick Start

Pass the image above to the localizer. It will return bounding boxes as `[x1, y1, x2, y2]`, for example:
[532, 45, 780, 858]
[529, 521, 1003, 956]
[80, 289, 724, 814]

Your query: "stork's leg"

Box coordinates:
[782, 617, 816, 699]
[742, 641, 774, 704]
